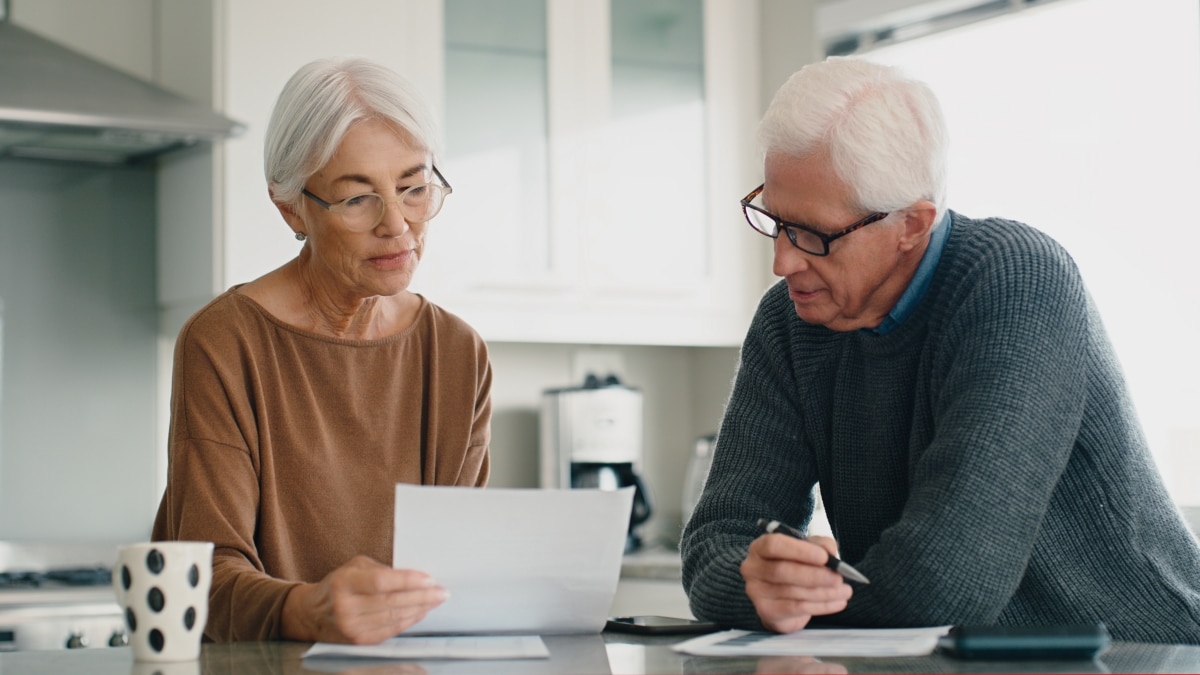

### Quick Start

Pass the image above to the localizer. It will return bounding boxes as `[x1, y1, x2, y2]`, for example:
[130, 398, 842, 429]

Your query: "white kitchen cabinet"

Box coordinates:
[416, 0, 767, 346]
[156, 0, 768, 346]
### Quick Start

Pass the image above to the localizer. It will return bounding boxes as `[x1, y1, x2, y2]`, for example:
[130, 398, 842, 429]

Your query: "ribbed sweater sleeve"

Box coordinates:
[681, 213, 1200, 644]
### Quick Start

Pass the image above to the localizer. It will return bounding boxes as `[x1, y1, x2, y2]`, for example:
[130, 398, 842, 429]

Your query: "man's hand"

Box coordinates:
[281, 555, 447, 644]
[741, 533, 854, 633]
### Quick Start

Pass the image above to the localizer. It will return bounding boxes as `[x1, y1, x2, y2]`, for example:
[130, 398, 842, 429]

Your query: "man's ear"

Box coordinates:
[898, 200, 937, 252]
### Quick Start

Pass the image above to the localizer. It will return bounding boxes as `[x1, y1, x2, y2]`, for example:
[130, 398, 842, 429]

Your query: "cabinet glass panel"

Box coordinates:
[595, 0, 706, 291]
[441, 0, 550, 285]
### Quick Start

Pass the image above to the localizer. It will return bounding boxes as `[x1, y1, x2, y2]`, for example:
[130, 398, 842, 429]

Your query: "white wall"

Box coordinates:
[7, 0, 155, 81]
[867, 0, 1200, 505]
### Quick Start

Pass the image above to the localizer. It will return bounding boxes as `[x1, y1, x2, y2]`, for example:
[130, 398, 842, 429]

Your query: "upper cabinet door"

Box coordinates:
[591, 0, 707, 294]
[417, 0, 764, 346]
[432, 0, 562, 292]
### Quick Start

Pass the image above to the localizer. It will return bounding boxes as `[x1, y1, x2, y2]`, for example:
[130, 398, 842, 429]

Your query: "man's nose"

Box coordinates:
[772, 236, 811, 277]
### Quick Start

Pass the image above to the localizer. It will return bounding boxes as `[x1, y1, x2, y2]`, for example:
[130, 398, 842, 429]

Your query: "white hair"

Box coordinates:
[264, 57, 441, 206]
[758, 56, 948, 222]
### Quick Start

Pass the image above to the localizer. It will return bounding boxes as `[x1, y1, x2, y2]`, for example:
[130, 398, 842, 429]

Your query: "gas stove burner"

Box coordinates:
[0, 571, 42, 589]
[0, 566, 112, 589]
[45, 562, 112, 583]
[42, 566, 112, 586]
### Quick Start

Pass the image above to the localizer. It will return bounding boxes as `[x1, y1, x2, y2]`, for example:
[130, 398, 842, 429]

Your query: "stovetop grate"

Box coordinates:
[0, 566, 112, 590]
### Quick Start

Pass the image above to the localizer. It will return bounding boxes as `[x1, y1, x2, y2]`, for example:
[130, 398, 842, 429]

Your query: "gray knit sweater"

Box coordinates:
[681, 211, 1200, 644]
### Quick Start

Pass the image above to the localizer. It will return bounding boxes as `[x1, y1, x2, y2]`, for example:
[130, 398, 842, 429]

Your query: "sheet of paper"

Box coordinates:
[302, 635, 549, 660]
[673, 626, 953, 657]
[392, 484, 634, 635]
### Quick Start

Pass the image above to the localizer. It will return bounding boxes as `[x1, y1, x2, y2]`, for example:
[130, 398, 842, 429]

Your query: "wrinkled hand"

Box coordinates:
[281, 555, 447, 644]
[741, 534, 853, 633]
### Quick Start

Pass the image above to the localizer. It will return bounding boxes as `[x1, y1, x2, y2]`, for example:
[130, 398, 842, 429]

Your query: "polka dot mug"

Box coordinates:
[113, 542, 213, 662]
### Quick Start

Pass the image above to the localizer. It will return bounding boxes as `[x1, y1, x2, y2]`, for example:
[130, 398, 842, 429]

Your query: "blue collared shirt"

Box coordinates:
[871, 212, 952, 336]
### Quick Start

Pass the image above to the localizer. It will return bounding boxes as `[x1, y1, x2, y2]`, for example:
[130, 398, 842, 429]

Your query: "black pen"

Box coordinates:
[757, 517, 871, 584]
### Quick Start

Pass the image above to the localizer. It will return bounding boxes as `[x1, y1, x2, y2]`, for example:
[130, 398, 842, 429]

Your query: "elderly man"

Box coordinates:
[680, 56, 1200, 644]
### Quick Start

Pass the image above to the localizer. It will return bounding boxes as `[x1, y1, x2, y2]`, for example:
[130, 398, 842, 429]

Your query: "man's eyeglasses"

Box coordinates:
[741, 184, 888, 256]
[302, 165, 453, 232]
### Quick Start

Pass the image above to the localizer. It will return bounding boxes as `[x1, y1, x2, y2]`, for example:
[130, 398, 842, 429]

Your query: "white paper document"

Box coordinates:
[674, 626, 953, 658]
[303, 635, 549, 660]
[392, 484, 634, 635]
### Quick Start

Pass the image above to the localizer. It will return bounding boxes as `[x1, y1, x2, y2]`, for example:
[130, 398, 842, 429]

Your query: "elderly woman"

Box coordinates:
[152, 57, 491, 644]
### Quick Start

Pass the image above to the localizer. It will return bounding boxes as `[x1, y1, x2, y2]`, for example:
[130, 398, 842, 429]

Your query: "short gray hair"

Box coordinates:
[758, 56, 948, 221]
[265, 57, 441, 206]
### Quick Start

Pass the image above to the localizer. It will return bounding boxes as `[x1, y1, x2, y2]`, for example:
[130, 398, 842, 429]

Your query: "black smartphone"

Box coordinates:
[939, 623, 1110, 660]
[605, 615, 722, 636]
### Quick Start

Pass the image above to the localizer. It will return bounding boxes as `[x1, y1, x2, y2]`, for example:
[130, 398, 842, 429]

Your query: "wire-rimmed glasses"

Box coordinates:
[302, 165, 453, 232]
[741, 184, 888, 256]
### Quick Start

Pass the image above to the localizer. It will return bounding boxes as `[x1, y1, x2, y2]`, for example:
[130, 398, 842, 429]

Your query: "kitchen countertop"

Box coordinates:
[3, 634, 1200, 674]
[620, 544, 682, 581]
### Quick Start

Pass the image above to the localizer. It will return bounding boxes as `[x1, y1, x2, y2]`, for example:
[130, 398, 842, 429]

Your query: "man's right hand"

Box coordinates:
[281, 555, 447, 644]
[741, 533, 854, 633]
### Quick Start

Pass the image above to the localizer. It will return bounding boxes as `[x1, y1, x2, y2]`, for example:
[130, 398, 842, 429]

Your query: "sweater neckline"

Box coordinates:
[227, 286, 430, 346]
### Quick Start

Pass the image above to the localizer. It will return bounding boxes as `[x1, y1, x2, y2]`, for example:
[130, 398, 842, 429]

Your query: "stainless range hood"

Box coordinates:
[0, 7, 242, 165]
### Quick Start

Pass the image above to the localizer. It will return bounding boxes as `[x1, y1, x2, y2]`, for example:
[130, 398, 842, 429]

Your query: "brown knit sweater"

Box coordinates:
[152, 289, 491, 641]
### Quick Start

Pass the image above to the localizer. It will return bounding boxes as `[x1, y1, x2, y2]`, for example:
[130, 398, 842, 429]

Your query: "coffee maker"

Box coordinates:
[540, 374, 653, 552]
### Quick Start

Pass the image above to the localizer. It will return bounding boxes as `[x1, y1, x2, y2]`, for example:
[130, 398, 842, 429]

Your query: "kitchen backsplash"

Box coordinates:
[0, 158, 159, 542]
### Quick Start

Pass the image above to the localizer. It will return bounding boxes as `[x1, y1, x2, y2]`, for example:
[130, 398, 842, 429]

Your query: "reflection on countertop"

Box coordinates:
[5, 635, 1200, 675]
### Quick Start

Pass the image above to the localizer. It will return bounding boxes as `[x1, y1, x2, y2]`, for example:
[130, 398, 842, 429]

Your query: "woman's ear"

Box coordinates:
[270, 187, 307, 238]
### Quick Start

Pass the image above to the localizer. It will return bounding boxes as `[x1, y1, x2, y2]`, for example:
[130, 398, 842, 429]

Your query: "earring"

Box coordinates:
[295, 232, 307, 242]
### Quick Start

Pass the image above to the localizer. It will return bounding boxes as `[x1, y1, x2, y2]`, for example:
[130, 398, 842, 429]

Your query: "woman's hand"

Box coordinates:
[741, 533, 853, 633]
[281, 555, 447, 644]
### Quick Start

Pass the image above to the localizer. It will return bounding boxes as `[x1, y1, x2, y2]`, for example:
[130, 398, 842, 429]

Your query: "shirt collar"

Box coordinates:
[870, 212, 952, 336]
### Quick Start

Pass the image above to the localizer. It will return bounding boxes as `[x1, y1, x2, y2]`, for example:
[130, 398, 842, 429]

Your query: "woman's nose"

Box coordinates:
[376, 198, 413, 235]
